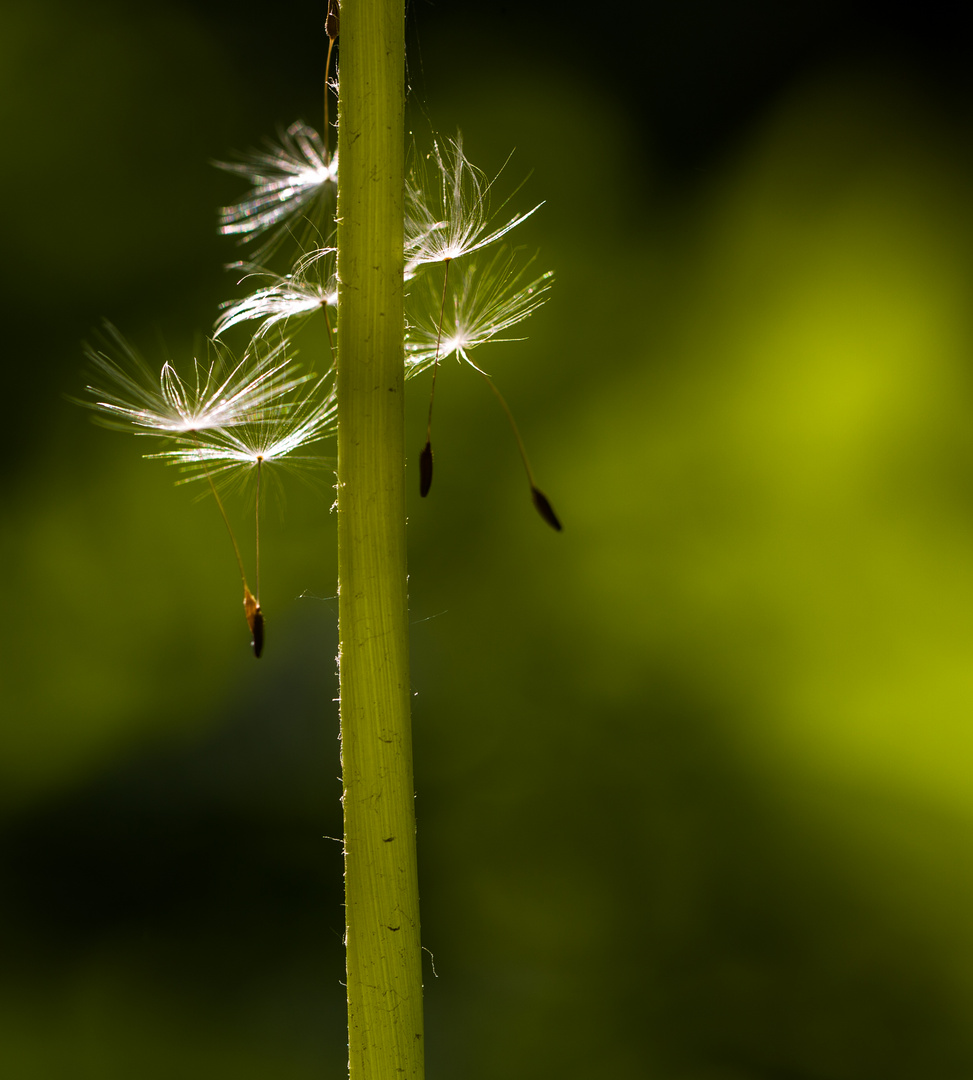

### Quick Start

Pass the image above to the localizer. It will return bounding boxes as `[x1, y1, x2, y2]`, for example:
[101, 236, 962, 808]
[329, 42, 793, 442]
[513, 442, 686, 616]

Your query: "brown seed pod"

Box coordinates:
[531, 486, 562, 531]
[244, 585, 264, 658]
[419, 440, 434, 497]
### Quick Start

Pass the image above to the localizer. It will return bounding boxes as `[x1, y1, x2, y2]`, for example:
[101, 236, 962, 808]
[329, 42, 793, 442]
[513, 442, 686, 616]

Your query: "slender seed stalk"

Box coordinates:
[425, 260, 452, 444]
[323, 2, 340, 362]
[202, 456, 248, 588]
[324, 0, 339, 163]
[478, 371, 538, 485]
[336, 3, 423, 1080]
[323, 304, 336, 365]
[202, 465, 260, 650]
[478, 373, 563, 531]
[254, 457, 262, 601]
[191, 434, 270, 647]
[419, 259, 450, 496]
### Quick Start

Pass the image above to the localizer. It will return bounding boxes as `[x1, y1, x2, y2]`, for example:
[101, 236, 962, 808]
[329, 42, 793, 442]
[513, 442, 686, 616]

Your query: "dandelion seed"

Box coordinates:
[405, 135, 542, 275]
[217, 121, 338, 248]
[151, 379, 338, 486]
[215, 249, 338, 342]
[407, 250, 551, 497]
[405, 250, 553, 377]
[82, 324, 306, 435]
[404, 252, 559, 529]
[81, 327, 328, 655]
[152, 380, 336, 656]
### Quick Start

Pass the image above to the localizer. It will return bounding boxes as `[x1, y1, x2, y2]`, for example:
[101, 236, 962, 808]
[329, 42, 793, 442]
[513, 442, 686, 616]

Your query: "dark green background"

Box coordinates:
[4, 2, 973, 1077]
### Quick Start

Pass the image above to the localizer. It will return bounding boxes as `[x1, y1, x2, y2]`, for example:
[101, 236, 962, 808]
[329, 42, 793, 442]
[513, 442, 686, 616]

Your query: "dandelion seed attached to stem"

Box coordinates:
[404, 136, 542, 276]
[81, 328, 335, 656]
[216, 122, 338, 255]
[406, 247, 560, 526]
[150, 379, 338, 654]
[405, 139, 555, 520]
[82, 325, 304, 435]
[215, 250, 338, 357]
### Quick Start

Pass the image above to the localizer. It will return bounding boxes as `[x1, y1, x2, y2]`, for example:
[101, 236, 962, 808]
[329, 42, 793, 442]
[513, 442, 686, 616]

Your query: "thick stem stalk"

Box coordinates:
[336, 3, 422, 1080]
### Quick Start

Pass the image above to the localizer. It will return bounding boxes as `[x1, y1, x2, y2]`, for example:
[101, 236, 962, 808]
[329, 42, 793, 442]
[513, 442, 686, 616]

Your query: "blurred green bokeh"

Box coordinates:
[4, 3, 973, 1078]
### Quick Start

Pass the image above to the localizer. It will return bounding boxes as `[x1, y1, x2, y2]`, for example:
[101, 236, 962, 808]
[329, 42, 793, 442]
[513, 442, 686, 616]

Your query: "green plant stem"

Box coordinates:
[335, 3, 423, 1080]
